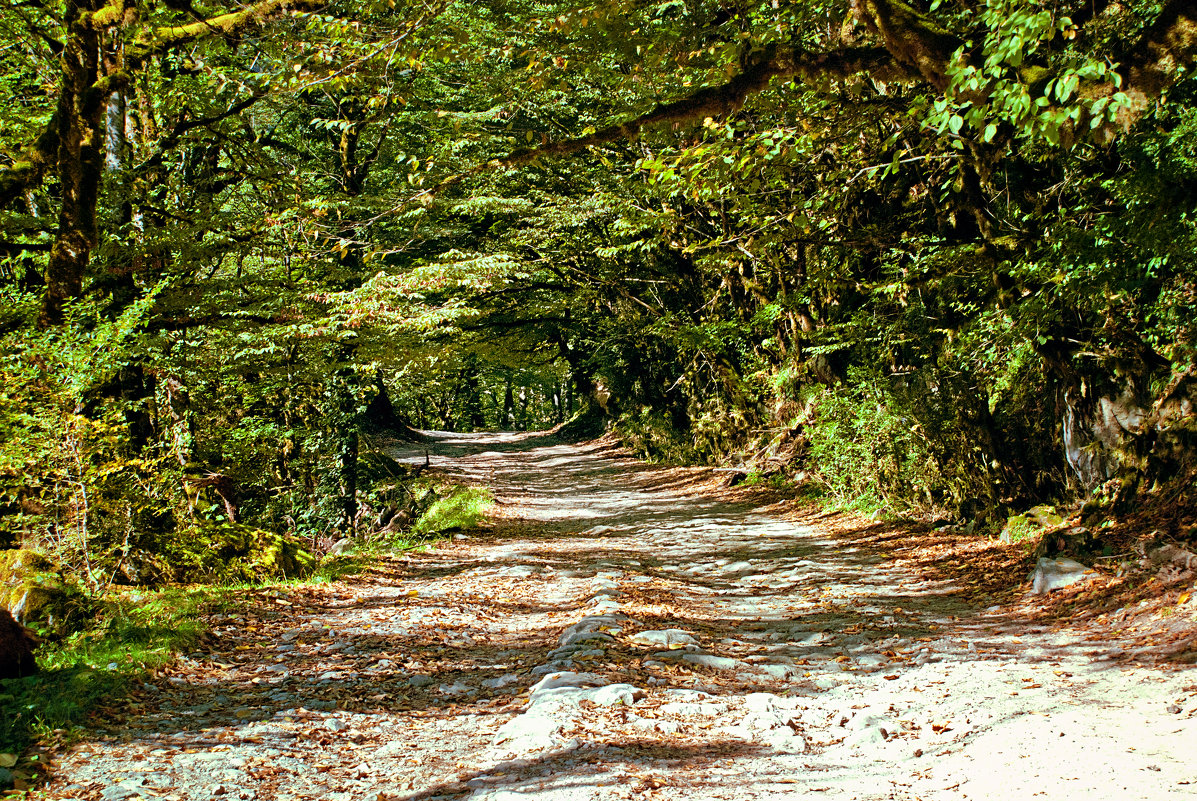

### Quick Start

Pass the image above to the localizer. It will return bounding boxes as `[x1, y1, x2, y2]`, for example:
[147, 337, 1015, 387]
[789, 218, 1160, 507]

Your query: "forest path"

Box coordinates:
[44, 432, 1196, 801]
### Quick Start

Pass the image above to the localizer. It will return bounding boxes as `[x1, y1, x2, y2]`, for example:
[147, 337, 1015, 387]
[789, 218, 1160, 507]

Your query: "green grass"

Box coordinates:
[0, 479, 494, 766]
[0, 584, 229, 757]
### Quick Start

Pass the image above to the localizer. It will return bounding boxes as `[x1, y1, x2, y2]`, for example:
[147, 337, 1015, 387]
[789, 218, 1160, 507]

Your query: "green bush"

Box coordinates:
[804, 369, 938, 517]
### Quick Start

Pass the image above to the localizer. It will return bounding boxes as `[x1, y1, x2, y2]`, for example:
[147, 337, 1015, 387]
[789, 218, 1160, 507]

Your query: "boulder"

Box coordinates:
[1029, 557, 1098, 594]
[1147, 544, 1197, 569]
[204, 525, 315, 582]
[375, 506, 398, 529]
[380, 509, 412, 534]
[0, 549, 89, 632]
[0, 608, 38, 679]
[1001, 505, 1065, 544]
[1145, 544, 1197, 585]
[1034, 526, 1099, 559]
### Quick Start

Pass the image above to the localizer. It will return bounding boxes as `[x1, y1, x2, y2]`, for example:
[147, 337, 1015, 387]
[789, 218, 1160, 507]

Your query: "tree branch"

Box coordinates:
[133, 91, 269, 174]
[850, 0, 959, 91]
[423, 44, 903, 199]
[0, 240, 52, 254]
[0, 108, 60, 208]
[0, 0, 325, 204]
[126, 0, 326, 66]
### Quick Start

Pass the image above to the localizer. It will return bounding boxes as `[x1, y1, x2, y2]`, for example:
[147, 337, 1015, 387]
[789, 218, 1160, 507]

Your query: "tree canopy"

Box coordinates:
[2, 0, 1196, 588]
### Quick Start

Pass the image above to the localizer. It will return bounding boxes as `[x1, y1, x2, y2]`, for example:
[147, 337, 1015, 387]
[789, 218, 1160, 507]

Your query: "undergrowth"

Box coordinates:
[0, 478, 491, 769]
[0, 584, 228, 760]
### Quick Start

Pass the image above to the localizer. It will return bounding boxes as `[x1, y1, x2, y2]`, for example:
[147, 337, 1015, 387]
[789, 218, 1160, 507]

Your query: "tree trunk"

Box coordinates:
[332, 368, 359, 535]
[463, 356, 485, 430]
[502, 373, 515, 430]
[516, 386, 529, 431]
[40, 3, 108, 328]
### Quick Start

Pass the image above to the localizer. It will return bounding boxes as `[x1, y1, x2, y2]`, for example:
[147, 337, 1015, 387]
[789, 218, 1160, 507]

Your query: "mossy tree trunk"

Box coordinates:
[40, 1, 109, 328]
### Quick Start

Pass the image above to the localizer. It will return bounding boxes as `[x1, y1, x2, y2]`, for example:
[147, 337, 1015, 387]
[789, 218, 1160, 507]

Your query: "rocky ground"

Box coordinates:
[38, 432, 1197, 800]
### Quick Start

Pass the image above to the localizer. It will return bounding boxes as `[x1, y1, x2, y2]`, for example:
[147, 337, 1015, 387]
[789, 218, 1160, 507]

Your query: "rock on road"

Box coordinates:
[44, 432, 1197, 801]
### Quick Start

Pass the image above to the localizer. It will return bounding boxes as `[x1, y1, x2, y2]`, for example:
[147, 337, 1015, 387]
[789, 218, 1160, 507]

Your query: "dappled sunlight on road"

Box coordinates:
[42, 431, 1197, 801]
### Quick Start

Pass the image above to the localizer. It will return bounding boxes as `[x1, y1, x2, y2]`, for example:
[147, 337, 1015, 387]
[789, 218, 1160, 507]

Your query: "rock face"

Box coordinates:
[1063, 389, 1144, 490]
[0, 608, 37, 679]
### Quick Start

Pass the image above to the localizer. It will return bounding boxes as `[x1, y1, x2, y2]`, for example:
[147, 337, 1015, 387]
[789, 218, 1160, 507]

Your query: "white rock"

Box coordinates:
[373, 742, 406, 759]
[482, 673, 522, 689]
[854, 654, 888, 670]
[588, 598, 622, 613]
[682, 653, 739, 671]
[498, 565, 541, 577]
[755, 663, 801, 680]
[492, 712, 561, 746]
[584, 683, 645, 706]
[658, 701, 727, 717]
[628, 629, 700, 649]
[744, 692, 780, 712]
[632, 718, 682, 735]
[528, 671, 604, 696]
[1029, 557, 1097, 594]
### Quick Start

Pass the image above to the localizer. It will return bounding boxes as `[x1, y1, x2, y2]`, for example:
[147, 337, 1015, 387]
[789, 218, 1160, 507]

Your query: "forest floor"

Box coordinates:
[38, 432, 1197, 801]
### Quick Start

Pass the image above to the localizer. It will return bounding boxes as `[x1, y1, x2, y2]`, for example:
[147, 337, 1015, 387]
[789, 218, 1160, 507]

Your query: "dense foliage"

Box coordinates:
[2, 0, 1196, 599]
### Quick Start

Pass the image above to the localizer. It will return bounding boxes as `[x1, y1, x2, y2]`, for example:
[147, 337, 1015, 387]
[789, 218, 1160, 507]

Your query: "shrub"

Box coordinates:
[803, 369, 939, 517]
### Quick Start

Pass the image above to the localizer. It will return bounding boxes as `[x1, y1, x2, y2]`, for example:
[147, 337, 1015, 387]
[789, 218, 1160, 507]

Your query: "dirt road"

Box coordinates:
[44, 432, 1197, 800]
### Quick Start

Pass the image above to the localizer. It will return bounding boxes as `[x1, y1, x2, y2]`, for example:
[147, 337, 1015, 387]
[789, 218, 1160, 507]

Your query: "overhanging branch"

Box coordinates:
[126, 0, 326, 66]
[0, 108, 60, 208]
[423, 44, 903, 199]
[0, 0, 326, 205]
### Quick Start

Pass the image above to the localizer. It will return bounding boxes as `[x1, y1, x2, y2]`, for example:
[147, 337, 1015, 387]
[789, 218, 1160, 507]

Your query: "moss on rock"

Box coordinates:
[0, 549, 91, 633]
